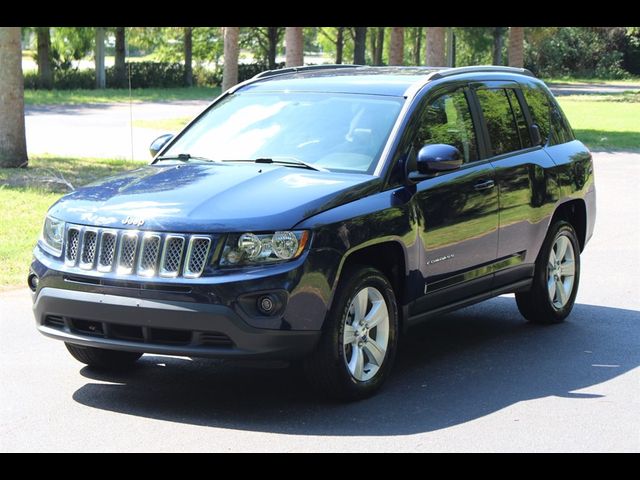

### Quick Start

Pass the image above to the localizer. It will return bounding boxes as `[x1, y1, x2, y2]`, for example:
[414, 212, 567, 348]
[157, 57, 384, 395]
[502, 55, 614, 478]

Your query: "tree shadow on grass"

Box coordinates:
[73, 297, 639, 436]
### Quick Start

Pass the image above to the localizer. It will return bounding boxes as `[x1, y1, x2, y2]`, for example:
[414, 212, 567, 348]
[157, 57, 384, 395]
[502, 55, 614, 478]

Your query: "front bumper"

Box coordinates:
[33, 287, 321, 360]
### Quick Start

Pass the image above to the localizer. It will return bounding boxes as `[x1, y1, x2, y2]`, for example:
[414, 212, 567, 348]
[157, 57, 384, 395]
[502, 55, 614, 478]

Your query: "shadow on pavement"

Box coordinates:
[72, 297, 639, 436]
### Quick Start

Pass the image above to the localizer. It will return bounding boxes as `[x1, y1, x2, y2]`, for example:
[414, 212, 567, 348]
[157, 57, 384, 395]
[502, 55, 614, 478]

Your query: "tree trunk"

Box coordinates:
[353, 27, 367, 64]
[222, 27, 239, 92]
[335, 27, 344, 64]
[0, 27, 28, 168]
[374, 27, 384, 65]
[389, 27, 404, 66]
[36, 27, 52, 89]
[492, 27, 504, 65]
[285, 27, 304, 67]
[113, 27, 126, 88]
[413, 27, 422, 65]
[425, 27, 445, 66]
[184, 27, 193, 86]
[508, 27, 524, 68]
[267, 27, 279, 69]
[95, 27, 106, 89]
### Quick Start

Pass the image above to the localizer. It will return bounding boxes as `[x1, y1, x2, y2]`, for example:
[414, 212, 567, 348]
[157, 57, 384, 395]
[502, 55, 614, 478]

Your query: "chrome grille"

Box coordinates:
[61, 225, 214, 279]
[97, 231, 117, 271]
[80, 230, 97, 268]
[184, 237, 211, 278]
[66, 228, 80, 265]
[118, 234, 138, 273]
[138, 234, 161, 276]
[160, 236, 185, 277]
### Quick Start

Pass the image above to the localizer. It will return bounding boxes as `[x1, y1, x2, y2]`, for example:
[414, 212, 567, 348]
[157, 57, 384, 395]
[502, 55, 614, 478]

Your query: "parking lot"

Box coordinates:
[1, 152, 638, 452]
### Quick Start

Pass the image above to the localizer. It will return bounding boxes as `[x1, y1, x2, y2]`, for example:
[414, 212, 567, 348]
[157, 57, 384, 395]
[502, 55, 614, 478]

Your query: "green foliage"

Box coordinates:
[525, 27, 629, 79]
[24, 87, 220, 106]
[50, 27, 94, 71]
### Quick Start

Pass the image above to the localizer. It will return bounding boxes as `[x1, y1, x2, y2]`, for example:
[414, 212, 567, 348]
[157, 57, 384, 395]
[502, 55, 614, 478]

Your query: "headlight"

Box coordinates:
[220, 231, 309, 267]
[40, 215, 65, 256]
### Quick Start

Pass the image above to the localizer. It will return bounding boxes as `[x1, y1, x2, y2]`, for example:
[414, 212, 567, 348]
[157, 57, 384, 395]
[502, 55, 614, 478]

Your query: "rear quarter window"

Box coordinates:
[522, 85, 551, 144]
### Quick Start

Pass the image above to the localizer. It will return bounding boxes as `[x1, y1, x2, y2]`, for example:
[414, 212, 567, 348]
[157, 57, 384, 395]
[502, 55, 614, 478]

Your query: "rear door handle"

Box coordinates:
[474, 179, 495, 191]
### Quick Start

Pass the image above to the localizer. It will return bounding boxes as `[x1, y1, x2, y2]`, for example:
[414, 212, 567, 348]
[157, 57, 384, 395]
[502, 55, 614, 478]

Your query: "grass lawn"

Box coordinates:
[0, 156, 143, 289]
[133, 117, 192, 131]
[544, 76, 640, 85]
[557, 92, 640, 151]
[24, 86, 220, 106]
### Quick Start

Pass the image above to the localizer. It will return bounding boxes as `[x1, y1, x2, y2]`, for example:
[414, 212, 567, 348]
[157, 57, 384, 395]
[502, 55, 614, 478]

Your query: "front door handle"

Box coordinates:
[474, 179, 495, 191]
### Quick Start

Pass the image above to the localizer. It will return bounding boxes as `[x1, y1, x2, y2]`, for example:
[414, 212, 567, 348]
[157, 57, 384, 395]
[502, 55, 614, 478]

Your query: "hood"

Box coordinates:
[49, 162, 380, 232]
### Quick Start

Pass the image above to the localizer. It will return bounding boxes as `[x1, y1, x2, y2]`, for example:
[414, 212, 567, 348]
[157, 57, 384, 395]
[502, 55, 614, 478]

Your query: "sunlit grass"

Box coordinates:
[132, 117, 191, 131]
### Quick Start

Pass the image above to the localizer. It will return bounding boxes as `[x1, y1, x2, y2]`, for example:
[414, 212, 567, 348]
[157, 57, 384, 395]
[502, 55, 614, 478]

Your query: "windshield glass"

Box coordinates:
[163, 91, 404, 174]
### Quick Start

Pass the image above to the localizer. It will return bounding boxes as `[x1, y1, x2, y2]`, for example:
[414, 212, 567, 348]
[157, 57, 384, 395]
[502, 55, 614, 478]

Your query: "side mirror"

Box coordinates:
[149, 133, 174, 158]
[408, 144, 462, 182]
[530, 124, 542, 146]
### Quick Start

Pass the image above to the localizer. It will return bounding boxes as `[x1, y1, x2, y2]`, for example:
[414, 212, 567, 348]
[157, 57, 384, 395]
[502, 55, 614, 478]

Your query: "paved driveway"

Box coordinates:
[0, 152, 638, 452]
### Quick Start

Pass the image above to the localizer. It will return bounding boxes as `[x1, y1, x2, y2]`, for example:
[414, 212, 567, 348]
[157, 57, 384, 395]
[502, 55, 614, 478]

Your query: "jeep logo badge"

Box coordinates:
[122, 216, 145, 227]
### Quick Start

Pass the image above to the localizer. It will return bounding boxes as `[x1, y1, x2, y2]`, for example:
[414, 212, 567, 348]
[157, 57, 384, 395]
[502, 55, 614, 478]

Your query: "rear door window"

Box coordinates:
[475, 88, 522, 156]
[505, 89, 532, 149]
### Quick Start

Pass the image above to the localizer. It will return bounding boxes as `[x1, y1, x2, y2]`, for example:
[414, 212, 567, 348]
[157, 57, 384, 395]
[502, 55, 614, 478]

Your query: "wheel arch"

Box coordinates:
[550, 199, 587, 252]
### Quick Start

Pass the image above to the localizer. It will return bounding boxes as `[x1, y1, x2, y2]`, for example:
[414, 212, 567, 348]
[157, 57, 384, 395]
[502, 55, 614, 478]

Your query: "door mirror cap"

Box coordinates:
[149, 133, 174, 158]
[408, 144, 462, 182]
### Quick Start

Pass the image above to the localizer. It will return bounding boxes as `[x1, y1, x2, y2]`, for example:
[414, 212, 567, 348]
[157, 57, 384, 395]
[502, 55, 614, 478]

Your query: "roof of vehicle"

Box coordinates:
[237, 65, 536, 97]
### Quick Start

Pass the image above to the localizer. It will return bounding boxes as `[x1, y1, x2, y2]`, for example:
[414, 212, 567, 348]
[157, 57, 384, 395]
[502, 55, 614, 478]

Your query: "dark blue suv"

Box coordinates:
[30, 65, 596, 400]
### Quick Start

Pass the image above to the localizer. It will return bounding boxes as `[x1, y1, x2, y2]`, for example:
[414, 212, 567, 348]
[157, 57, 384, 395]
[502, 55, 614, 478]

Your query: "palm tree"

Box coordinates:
[389, 27, 404, 66]
[0, 27, 28, 168]
[95, 27, 106, 88]
[184, 27, 193, 86]
[285, 27, 304, 67]
[222, 27, 239, 92]
[36, 27, 53, 89]
[508, 27, 524, 68]
[425, 27, 445, 66]
[113, 27, 126, 88]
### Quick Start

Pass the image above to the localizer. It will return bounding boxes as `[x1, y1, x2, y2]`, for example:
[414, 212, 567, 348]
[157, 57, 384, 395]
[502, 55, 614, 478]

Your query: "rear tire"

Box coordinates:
[65, 343, 142, 370]
[516, 220, 580, 324]
[303, 266, 399, 401]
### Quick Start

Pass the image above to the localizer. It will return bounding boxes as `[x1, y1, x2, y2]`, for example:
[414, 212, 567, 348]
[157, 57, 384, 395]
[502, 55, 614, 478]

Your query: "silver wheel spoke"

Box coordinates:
[343, 324, 357, 345]
[556, 236, 569, 260]
[560, 260, 575, 277]
[353, 289, 368, 322]
[555, 278, 567, 305]
[364, 301, 385, 328]
[548, 276, 556, 300]
[349, 346, 364, 379]
[548, 249, 556, 270]
[363, 338, 385, 366]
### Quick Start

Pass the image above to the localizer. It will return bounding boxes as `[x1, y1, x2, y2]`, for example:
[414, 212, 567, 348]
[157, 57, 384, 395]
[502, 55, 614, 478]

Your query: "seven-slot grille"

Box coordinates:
[63, 225, 213, 279]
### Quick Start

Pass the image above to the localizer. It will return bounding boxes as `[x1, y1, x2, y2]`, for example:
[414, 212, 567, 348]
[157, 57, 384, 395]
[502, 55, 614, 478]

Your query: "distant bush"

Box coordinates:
[24, 61, 290, 90]
[525, 27, 630, 79]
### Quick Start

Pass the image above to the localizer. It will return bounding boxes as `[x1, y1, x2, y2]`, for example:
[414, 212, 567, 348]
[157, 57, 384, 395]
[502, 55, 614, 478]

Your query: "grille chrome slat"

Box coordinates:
[160, 235, 186, 277]
[184, 236, 212, 278]
[63, 225, 212, 279]
[137, 234, 161, 276]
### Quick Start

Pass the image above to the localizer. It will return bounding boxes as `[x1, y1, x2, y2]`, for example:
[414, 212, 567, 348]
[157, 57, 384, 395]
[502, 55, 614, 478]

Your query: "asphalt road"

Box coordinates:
[1, 152, 638, 452]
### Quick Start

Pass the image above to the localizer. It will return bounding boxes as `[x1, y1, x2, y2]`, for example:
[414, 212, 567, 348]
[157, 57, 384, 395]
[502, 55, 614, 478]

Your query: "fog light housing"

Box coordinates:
[28, 273, 39, 292]
[257, 294, 277, 316]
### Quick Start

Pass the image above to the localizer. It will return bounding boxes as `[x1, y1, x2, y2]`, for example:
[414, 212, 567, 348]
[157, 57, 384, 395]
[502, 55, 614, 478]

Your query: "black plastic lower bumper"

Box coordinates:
[33, 287, 321, 359]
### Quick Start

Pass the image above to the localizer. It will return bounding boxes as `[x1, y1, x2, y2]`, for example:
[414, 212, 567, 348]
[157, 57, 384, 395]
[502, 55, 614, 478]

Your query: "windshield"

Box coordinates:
[163, 91, 404, 174]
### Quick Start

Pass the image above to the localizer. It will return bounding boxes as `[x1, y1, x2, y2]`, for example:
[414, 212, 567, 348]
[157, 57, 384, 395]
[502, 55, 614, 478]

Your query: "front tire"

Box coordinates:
[65, 343, 142, 370]
[516, 220, 581, 324]
[303, 266, 399, 401]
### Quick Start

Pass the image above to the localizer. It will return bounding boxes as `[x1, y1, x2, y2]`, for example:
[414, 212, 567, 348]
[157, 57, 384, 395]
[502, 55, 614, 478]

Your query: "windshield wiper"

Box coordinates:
[220, 157, 328, 172]
[156, 153, 219, 163]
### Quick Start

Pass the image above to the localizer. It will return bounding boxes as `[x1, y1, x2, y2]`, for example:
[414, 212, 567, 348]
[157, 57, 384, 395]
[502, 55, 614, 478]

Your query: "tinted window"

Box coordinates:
[475, 88, 521, 156]
[415, 89, 478, 163]
[522, 85, 551, 144]
[549, 99, 575, 145]
[505, 89, 532, 149]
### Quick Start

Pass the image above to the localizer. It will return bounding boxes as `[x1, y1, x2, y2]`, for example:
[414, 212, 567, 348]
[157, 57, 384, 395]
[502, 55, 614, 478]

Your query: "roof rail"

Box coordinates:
[252, 64, 362, 80]
[430, 65, 535, 80]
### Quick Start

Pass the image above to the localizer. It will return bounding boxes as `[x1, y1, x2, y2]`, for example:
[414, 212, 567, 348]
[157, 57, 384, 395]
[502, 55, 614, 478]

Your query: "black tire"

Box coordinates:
[516, 220, 581, 324]
[303, 265, 399, 401]
[65, 343, 142, 370]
